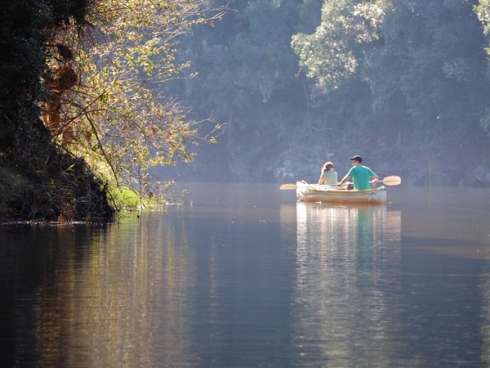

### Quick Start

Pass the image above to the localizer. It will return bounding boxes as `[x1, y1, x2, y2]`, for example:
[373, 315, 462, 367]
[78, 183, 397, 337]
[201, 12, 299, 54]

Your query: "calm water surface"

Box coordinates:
[1, 184, 490, 368]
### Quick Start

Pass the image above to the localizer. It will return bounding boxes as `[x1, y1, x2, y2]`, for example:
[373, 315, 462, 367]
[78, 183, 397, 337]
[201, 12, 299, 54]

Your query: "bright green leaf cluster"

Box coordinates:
[292, 0, 389, 91]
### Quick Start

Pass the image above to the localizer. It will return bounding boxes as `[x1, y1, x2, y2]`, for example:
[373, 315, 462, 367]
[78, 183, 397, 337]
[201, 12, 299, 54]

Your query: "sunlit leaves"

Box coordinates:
[47, 0, 222, 190]
[291, 0, 390, 91]
[475, 0, 490, 42]
[475, 1, 490, 134]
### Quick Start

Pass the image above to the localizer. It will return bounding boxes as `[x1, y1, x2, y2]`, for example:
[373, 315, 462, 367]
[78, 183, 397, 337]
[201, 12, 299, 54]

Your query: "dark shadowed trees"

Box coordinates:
[0, 0, 113, 221]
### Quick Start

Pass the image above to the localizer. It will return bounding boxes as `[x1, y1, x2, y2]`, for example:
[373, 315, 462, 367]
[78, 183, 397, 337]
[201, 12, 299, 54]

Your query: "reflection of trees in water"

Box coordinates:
[0, 227, 99, 367]
[28, 215, 197, 368]
[292, 203, 402, 367]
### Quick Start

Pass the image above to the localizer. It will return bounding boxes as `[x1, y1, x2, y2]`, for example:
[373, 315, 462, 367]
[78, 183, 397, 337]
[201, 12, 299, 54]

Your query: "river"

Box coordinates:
[1, 183, 490, 368]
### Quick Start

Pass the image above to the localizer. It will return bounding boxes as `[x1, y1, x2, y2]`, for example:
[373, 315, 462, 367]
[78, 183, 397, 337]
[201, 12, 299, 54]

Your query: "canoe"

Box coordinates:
[296, 182, 387, 204]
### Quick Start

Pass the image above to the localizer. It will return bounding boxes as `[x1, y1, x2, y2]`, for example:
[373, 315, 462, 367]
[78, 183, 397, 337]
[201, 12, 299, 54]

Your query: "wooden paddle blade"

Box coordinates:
[382, 176, 401, 186]
[280, 184, 297, 190]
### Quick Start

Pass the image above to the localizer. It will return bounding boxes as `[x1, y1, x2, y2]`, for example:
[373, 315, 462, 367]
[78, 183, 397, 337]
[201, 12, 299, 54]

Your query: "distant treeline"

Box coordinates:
[168, 0, 490, 186]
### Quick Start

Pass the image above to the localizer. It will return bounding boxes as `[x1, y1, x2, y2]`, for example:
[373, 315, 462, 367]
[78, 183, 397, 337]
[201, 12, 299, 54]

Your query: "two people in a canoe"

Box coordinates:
[318, 155, 379, 190]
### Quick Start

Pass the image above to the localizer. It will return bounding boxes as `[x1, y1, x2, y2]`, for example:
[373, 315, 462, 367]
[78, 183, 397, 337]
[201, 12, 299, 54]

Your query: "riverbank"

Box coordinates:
[0, 156, 114, 223]
[0, 181, 167, 225]
[0, 2, 115, 224]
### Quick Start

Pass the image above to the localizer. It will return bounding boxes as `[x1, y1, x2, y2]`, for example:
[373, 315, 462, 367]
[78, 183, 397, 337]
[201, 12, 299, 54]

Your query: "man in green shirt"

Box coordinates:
[338, 155, 379, 190]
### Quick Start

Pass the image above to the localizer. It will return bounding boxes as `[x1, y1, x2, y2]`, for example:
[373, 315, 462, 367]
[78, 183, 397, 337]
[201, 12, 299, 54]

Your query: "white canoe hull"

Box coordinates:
[296, 182, 387, 204]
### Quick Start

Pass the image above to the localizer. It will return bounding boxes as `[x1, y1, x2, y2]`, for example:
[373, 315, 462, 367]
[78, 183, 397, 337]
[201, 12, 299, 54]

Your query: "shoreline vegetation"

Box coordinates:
[0, 184, 165, 225]
[0, 1, 221, 223]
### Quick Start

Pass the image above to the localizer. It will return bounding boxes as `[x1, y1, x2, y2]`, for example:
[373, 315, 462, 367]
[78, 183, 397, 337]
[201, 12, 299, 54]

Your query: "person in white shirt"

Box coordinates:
[318, 161, 338, 186]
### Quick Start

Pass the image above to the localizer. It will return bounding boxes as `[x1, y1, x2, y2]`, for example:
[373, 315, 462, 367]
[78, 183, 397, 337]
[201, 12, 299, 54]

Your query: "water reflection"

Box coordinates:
[292, 203, 402, 367]
[87, 216, 197, 368]
[5, 216, 198, 368]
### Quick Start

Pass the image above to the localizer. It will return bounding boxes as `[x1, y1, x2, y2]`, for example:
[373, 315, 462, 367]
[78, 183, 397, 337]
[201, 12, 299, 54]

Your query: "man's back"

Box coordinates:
[348, 165, 376, 190]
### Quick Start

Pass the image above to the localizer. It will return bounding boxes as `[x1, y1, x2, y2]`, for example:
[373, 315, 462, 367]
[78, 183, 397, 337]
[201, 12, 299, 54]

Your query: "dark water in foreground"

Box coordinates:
[1, 184, 490, 368]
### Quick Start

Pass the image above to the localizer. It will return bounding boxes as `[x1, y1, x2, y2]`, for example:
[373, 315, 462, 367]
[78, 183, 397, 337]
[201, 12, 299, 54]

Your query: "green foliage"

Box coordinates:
[476, 0, 490, 40]
[475, 0, 490, 134]
[109, 186, 141, 211]
[44, 0, 222, 191]
[292, 0, 389, 90]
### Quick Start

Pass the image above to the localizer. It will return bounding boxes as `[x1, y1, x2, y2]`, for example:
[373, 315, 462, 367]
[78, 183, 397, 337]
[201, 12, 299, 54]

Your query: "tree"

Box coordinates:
[292, 0, 389, 91]
[161, 0, 490, 185]
[290, 0, 489, 183]
[42, 0, 223, 192]
[164, 0, 324, 179]
[0, 0, 113, 221]
[475, 0, 490, 134]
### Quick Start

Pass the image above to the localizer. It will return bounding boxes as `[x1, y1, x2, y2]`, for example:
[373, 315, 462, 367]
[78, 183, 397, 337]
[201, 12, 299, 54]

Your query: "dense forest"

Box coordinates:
[168, 0, 490, 186]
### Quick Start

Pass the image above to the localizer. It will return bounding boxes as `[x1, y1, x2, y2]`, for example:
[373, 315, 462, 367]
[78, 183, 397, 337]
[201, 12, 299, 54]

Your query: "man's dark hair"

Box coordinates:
[350, 155, 363, 163]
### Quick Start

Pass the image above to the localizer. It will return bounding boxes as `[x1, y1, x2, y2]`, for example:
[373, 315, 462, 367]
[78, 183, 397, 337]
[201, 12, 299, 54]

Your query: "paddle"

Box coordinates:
[279, 176, 401, 190]
[380, 175, 402, 186]
[279, 183, 297, 190]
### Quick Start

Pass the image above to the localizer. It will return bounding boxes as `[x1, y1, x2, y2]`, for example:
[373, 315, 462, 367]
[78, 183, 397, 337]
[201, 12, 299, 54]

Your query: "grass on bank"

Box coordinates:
[75, 149, 161, 213]
[108, 185, 164, 213]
